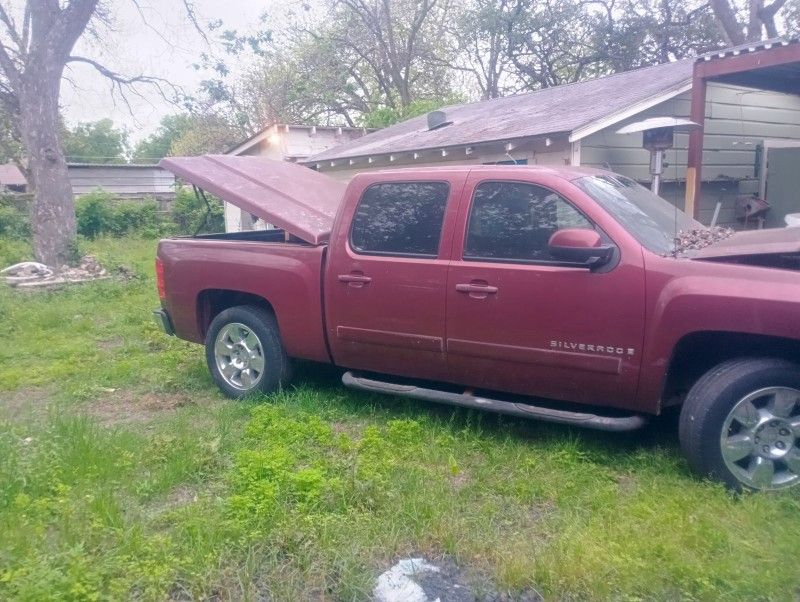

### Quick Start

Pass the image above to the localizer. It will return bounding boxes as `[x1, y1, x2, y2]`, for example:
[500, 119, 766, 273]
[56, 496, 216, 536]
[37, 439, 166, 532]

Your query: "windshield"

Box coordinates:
[575, 173, 703, 255]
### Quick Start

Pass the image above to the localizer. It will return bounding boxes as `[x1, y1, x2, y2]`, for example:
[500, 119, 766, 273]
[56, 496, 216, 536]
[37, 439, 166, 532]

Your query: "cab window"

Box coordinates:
[464, 181, 593, 262]
[350, 181, 450, 257]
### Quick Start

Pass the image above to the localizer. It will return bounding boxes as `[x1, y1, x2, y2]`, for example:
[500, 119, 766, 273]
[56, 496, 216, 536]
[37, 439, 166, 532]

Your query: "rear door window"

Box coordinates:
[350, 182, 450, 257]
[464, 181, 593, 263]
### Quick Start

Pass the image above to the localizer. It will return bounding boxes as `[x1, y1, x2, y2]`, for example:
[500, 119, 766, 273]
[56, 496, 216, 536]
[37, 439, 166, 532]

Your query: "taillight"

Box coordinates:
[155, 257, 166, 300]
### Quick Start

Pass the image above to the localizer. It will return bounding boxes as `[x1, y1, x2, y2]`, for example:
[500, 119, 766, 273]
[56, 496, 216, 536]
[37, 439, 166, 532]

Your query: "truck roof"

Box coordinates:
[160, 155, 609, 245]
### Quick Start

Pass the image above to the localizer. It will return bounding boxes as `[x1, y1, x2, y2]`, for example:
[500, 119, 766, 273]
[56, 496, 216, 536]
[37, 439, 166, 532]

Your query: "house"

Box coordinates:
[307, 39, 800, 229]
[224, 123, 371, 231]
[0, 163, 27, 192]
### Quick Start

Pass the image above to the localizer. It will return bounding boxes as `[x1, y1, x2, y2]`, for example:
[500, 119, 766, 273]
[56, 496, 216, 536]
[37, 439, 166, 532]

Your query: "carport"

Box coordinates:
[686, 39, 800, 225]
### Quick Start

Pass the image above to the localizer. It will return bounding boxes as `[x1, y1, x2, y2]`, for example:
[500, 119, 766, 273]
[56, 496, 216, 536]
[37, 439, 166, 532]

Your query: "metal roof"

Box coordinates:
[0, 163, 25, 186]
[308, 59, 694, 162]
[698, 37, 799, 61]
[694, 37, 800, 95]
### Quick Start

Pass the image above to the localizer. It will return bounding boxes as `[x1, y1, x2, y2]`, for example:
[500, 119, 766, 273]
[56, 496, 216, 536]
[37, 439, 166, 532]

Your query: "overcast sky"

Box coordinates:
[60, 0, 270, 141]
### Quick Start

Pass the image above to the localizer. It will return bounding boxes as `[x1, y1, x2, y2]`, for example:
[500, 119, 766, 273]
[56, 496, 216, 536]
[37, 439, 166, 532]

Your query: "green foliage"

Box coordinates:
[171, 186, 224, 234]
[75, 190, 114, 238]
[75, 190, 165, 239]
[132, 113, 242, 163]
[131, 115, 194, 163]
[362, 98, 463, 128]
[0, 195, 29, 240]
[0, 109, 22, 165]
[62, 119, 129, 164]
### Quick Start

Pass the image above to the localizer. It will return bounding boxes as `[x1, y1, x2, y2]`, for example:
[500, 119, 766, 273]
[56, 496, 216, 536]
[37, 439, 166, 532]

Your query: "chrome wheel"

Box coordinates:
[213, 322, 266, 391]
[720, 387, 800, 490]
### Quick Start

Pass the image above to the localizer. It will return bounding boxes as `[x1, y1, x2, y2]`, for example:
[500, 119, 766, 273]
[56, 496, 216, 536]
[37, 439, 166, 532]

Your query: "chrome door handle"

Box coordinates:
[338, 273, 372, 287]
[455, 283, 498, 294]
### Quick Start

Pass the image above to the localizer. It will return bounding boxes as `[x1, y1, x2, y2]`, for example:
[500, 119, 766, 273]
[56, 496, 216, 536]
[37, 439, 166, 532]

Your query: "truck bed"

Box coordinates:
[157, 236, 330, 363]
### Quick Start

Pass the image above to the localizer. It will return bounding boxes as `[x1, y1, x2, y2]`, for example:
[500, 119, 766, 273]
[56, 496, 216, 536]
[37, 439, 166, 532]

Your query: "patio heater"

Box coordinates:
[616, 117, 701, 196]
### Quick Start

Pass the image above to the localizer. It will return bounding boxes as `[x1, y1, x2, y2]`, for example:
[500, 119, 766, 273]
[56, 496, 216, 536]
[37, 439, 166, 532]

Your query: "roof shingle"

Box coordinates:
[308, 59, 694, 162]
[0, 163, 26, 186]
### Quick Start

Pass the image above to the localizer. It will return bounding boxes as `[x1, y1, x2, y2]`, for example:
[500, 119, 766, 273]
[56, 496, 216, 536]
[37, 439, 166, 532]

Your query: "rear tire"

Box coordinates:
[205, 305, 291, 398]
[679, 357, 800, 491]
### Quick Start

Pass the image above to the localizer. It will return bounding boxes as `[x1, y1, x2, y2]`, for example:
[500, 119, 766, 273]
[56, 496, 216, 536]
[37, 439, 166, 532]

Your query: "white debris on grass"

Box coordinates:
[2, 255, 109, 289]
[0, 261, 53, 284]
[374, 558, 442, 602]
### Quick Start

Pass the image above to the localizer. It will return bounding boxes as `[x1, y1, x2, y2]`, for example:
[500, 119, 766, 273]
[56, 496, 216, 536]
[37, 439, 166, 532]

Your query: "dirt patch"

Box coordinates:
[147, 484, 202, 521]
[448, 471, 471, 490]
[96, 337, 125, 351]
[0, 387, 53, 421]
[615, 473, 638, 495]
[88, 390, 211, 426]
[330, 419, 368, 437]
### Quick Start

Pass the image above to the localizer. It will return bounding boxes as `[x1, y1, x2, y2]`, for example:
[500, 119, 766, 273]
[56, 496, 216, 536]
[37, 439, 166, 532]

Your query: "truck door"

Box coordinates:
[325, 172, 465, 382]
[445, 174, 646, 412]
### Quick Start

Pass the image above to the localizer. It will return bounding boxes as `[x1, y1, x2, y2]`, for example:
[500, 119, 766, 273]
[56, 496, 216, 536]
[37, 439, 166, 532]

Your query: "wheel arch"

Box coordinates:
[662, 331, 800, 407]
[197, 288, 276, 340]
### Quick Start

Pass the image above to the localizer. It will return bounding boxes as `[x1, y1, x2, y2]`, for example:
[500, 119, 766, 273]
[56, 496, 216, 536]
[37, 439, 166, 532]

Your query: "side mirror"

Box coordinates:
[548, 228, 614, 269]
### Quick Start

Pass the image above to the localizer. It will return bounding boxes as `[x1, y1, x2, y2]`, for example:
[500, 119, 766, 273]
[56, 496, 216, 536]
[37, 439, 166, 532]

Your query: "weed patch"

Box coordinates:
[0, 236, 798, 600]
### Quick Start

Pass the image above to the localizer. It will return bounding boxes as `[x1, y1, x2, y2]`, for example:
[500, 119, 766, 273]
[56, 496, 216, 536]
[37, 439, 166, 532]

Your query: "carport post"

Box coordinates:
[685, 67, 706, 221]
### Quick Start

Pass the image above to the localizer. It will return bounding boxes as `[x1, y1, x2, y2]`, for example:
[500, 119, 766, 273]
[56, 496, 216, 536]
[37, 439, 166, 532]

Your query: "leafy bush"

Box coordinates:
[75, 190, 116, 238]
[75, 189, 166, 239]
[171, 186, 224, 234]
[0, 195, 30, 240]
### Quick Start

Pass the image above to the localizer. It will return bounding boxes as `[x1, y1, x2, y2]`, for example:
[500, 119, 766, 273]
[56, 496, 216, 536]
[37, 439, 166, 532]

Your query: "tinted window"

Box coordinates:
[465, 181, 592, 262]
[350, 182, 449, 256]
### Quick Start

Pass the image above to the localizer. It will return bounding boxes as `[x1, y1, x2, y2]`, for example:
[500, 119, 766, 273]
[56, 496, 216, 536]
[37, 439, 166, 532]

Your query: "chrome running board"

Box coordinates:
[342, 371, 648, 432]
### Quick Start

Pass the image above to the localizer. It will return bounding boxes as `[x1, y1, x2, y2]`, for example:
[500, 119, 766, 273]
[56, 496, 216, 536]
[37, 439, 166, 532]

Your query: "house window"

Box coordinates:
[350, 181, 450, 257]
[464, 181, 592, 263]
[483, 159, 528, 165]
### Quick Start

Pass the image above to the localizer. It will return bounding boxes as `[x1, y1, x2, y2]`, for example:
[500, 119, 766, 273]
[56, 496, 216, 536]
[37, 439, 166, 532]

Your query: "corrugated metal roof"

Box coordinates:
[308, 59, 694, 162]
[0, 163, 26, 186]
[698, 37, 799, 61]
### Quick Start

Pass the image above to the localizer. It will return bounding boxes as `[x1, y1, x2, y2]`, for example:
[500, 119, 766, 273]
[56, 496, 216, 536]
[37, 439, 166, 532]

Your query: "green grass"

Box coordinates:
[0, 236, 798, 601]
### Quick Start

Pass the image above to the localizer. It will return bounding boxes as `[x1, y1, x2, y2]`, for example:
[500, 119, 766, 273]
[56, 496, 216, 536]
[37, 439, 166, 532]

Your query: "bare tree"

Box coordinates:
[709, 0, 791, 44]
[0, 1, 102, 265]
[0, 1, 183, 266]
[330, 0, 453, 109]
[446, 0, 517, 99]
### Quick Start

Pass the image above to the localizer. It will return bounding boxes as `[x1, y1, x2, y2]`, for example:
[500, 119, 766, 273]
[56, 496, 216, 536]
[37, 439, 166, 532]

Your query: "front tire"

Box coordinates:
[205, 305, 291, 398]
[679, 357, 800, 491]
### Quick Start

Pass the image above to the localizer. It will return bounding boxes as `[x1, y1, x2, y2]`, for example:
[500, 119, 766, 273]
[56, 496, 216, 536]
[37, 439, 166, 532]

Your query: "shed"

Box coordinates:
[67, 163, 175, 201]
[307, 39, 800, 228]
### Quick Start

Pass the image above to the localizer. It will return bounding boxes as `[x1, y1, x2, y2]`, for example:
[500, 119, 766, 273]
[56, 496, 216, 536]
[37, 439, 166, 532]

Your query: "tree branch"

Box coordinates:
[67, 55, 181, 102]
[759, 0, 788, 18]
[709, 0, 745, 45]
[0, 4, 23, 52]
[0, 42, 20, 89]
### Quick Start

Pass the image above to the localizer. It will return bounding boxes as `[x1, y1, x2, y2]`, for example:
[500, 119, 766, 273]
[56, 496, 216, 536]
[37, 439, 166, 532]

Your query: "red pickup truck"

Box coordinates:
[155, 155, 800, 492]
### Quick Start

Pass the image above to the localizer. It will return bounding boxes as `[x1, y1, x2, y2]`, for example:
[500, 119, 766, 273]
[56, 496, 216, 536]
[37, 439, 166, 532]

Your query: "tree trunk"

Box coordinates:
[710, 0, 746, 45]
[18, 74, 76, 267]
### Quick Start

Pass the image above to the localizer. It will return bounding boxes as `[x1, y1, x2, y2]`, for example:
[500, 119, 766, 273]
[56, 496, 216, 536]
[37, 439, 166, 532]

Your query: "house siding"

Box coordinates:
[68, 165, 175, 199]
[580, 83, 800, 225]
